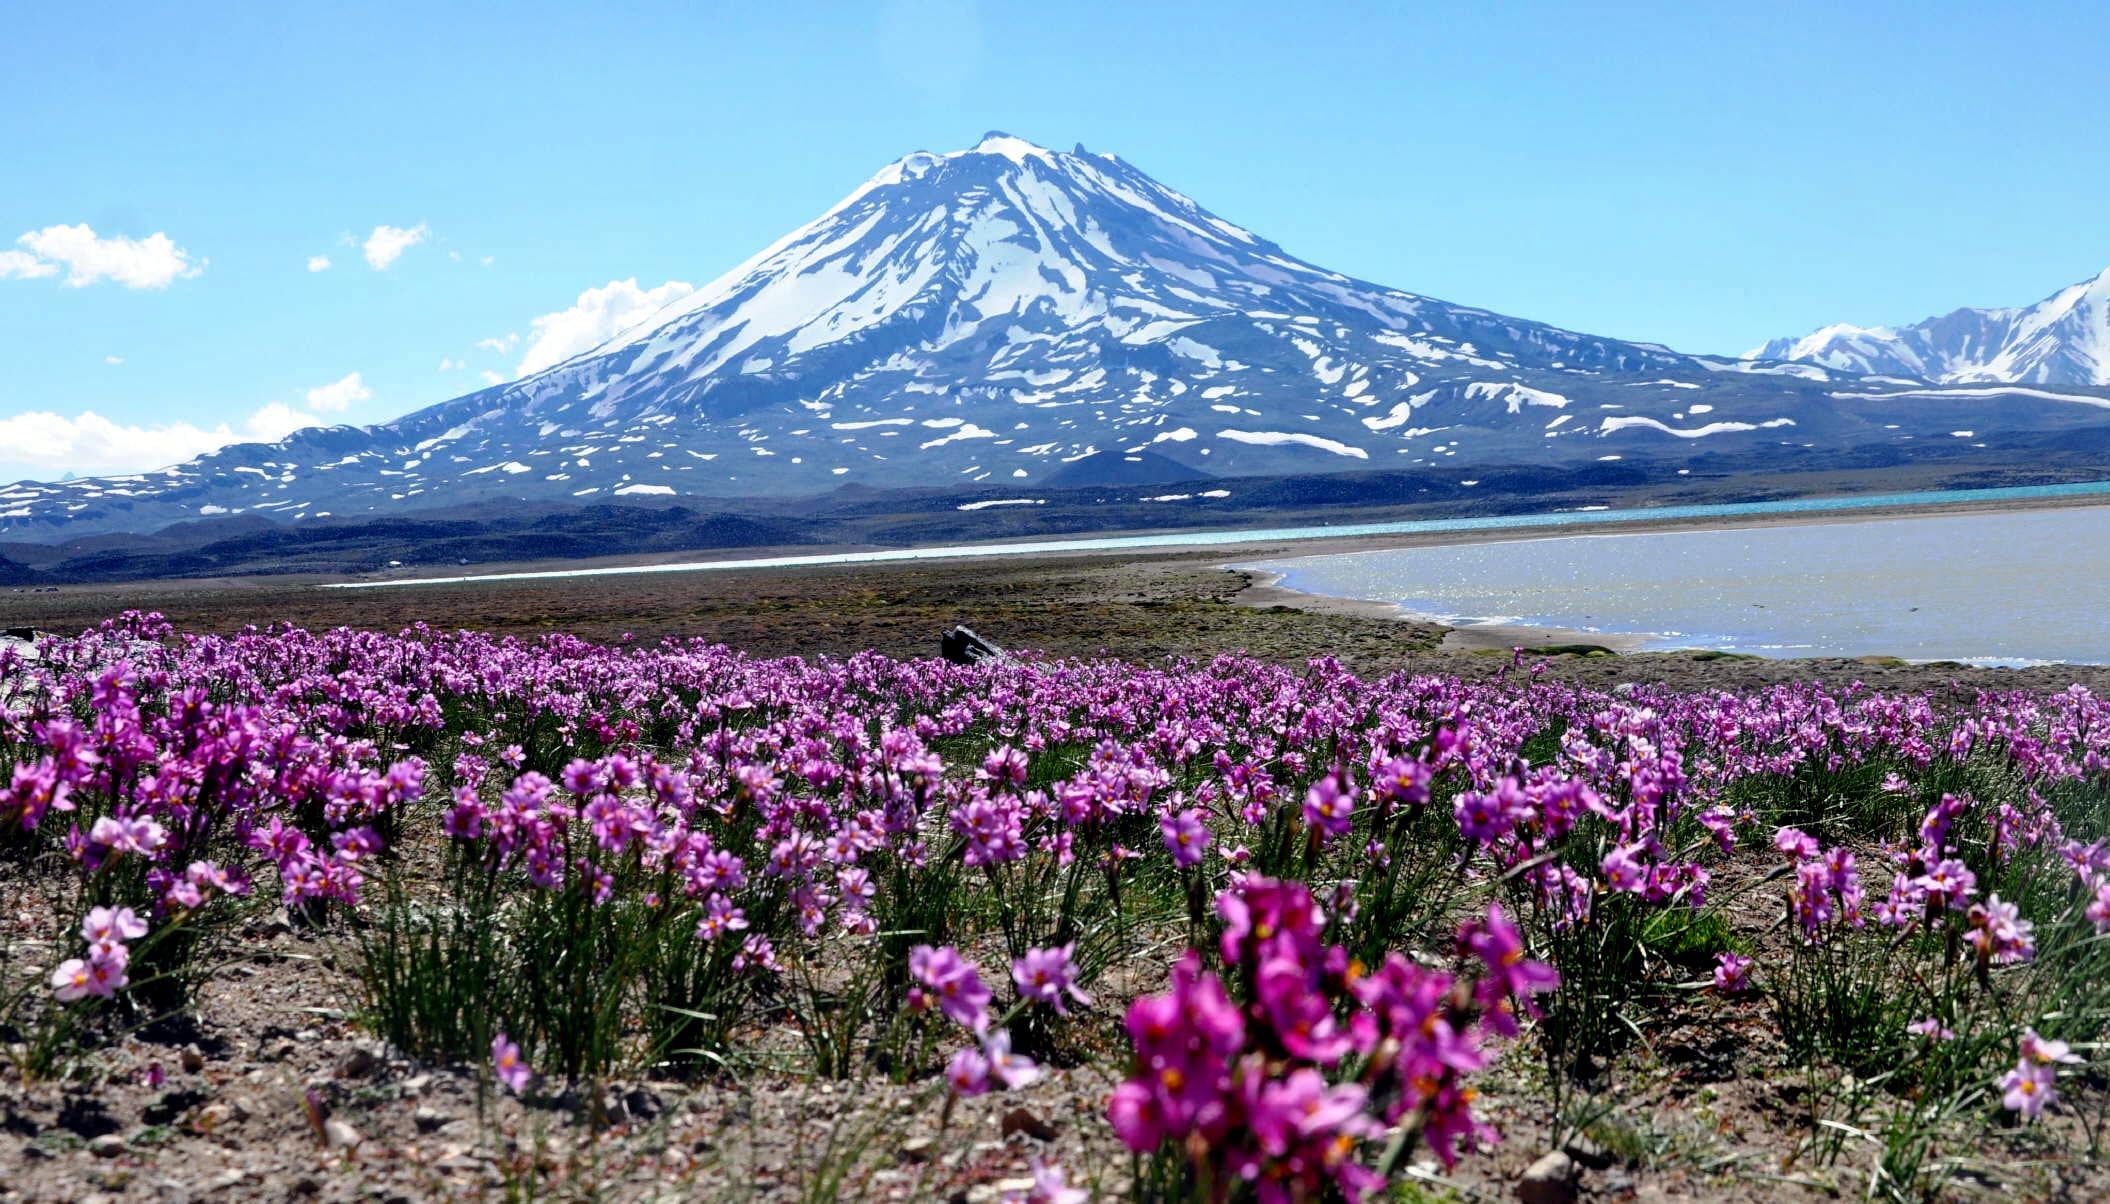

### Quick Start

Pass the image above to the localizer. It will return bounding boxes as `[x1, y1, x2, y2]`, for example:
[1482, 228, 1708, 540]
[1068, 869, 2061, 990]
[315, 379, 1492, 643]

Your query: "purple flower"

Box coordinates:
[1159, 808, 1210, 868]
[1302, 774, 1356, 842]
[2001, 1060, 2056, 1119]
[1600, 844, 1647, 893]
[2020, 1028, 2083, 1067]
[81, 905, 148, 948]
[945, 1045, 990, 1097]
[1711, 952, 1753, 994]
[910, 944, 993, 1031]
[1461, 903, 1559, 1035]
[983, 1029, 1041, 1089]
[1967, 895, 2036, 965]
[1012, 943, 1092, 1015]
[491, 1032, 531, 1093]
[1002, 1160, 1088, 1204]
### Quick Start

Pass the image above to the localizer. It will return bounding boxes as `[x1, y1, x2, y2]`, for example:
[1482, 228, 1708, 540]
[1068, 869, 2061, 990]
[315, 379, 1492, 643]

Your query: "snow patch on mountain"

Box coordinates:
[1756, 267, 2110, 386]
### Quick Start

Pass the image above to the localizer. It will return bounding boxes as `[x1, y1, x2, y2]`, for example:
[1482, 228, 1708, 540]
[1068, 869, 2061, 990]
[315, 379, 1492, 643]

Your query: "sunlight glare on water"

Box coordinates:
[1241, 506, 2110, 664]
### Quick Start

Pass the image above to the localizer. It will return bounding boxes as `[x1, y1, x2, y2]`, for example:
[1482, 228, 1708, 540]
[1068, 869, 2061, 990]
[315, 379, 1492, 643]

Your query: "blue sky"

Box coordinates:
[5, 0, 2108, 481]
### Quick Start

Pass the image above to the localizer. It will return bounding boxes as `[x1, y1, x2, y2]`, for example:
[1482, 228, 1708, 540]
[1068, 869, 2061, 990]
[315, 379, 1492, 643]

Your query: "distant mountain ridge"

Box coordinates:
[1755, 268, 2110, 385]
[3, 133, 2109, 540]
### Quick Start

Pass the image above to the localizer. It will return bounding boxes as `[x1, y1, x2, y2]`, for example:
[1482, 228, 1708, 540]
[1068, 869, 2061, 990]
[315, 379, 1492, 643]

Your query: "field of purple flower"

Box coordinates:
[4, 612, 2110, 1201]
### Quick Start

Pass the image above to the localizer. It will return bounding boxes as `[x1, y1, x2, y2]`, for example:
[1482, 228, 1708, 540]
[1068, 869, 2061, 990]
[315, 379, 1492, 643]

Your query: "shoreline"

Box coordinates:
[1231, 567, 1656, 654]
[316, 482, 2110, 591]
[1222, 499, 2110, 667]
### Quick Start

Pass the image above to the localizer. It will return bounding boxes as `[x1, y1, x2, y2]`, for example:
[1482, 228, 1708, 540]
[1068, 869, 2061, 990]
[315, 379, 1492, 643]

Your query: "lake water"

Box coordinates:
[1241, 505, 2110, 664]
[332, 479, 2110, 591]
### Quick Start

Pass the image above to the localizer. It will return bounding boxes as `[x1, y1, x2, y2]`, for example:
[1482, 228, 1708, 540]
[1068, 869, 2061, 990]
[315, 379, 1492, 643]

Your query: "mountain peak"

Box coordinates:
[966, 130, 1053, 161]
[1759, 266, 2110, 385]
[10, 136, 2104, 539]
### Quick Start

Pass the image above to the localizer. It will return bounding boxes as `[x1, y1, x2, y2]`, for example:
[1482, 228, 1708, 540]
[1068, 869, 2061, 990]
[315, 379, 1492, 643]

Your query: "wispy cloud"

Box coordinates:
[307, 254, 333, 272]
[438, 357, 464, 372]
[362, 222, 428, 270]
[2, 224, 203, 288]
[516, 278, 695, 376]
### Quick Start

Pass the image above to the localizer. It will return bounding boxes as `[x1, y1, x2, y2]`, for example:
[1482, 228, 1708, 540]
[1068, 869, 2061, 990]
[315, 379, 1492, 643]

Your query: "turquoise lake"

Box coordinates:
[335, 479, 2110, 591]
[1241, 502, 2110, 665]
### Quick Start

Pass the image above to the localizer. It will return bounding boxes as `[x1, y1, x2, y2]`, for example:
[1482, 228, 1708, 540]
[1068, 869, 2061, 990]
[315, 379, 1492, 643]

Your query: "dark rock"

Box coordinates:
[1000, 1106, 1060, 1141]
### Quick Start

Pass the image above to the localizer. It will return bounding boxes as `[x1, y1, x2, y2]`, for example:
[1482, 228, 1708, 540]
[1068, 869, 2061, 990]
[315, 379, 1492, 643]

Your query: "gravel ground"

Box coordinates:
[6, 547, 2109, 1201]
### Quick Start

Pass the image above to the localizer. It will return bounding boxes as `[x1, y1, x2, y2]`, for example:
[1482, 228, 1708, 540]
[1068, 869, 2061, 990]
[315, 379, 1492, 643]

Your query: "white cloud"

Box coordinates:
[303, 371, 372, 412]
[104, 355, 124, 365]
[475, 332, 518, 353]
[6, 224, 203, 288]
[0, 404, 327, 479]
[516, 278, 694, 375]
[307, 255, 332, 272]
[480, 255, 494, 267]
[479, 370, 505, 385]
[448, 250, 461, 262]
[438, 357, 464, 371]
[361, 222, 428, 270]
[241, 402, 327, 443]
[0, 249, 57, 280]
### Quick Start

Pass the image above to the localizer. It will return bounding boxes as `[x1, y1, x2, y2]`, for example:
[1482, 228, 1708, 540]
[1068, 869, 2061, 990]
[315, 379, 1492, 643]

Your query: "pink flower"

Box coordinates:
[1012, 943, 1092, 1015]
[909, 944, 993, 1031]
[1302, 774, 1356, 842]
[1159, 808, 1210, 868]
[1600, 844, 1647, 893]
[1002, 1160, 1088, 1204]
[1243, 1066, 1370, 1157]
[2020, 1028, 2083, 1067]
[2001, 1060, 2056, 1119]
[1711, 952, 1753, 994]
[1967, 895, 2036, 965]
[946, 1045, 991, 1097]
[1773, 826, 1819, 862]
[983, 1030, 1041, 1089]
[491, 1033, 531, 1093]
[1906, 1018, 1954, 1041]
[1461, 903, 1559, 1034]
[81, 906, 148, 948]
[51, 948, 128, 1002]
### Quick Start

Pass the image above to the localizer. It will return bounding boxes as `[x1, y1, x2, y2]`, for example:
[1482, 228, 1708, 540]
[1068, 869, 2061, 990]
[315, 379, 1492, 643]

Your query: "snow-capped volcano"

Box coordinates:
[1754, 267, 2110, 385]
[5, 134, 2108, 539]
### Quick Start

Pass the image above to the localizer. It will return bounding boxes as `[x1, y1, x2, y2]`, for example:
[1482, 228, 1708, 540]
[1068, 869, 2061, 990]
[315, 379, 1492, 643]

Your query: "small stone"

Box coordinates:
[1517, 1150, 1579, 1204]
[180, 1046, 206, 1074]
[88, 1133, 126, 1157]
[401, 1074, 432, 1097]
[898, 1135, 936, 1162]
[993, 1179, 1036, 1196]
[324, 1119, 364, 1150]
[623, 1087, 663, 1120]
[206, 1169, 246, 1190]
[195, 1103, 241, 1132]
[413, 1106, 449, 1133]
[336, 1048, 379, 1079]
